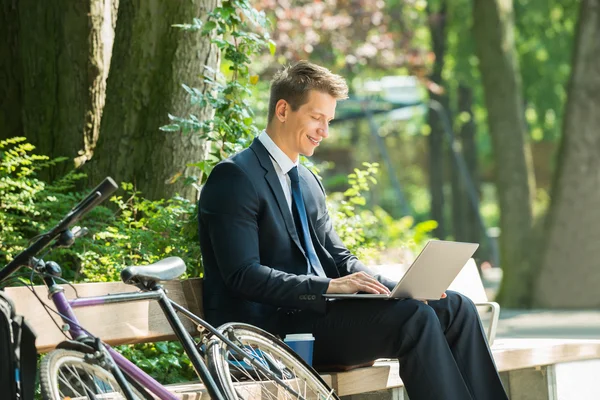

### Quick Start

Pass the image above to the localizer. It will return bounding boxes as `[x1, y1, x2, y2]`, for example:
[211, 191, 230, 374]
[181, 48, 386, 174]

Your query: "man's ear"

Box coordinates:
[275, 99, 288, 122]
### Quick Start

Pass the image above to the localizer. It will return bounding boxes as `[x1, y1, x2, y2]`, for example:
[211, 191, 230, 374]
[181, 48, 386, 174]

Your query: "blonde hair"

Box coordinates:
[268, 61, 348, 123]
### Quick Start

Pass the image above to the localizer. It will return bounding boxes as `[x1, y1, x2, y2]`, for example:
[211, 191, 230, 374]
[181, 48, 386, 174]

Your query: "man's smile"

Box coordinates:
[307, 135, 321, 146]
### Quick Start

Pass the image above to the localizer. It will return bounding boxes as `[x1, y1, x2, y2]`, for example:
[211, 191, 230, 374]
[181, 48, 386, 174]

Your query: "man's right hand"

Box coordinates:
[326, 272, 391, 295]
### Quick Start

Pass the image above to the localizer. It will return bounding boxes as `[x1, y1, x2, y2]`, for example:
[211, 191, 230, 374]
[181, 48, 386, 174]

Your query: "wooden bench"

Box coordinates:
[6, 261, 599, 400]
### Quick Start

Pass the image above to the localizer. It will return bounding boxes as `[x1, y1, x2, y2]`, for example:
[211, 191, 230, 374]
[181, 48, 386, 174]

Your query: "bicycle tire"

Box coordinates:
[207, 323, 339, 400]
[40, 349, 148, 400]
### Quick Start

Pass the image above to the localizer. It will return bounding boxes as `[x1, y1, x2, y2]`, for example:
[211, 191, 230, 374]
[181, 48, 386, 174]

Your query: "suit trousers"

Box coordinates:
[268, 291, 508, 400]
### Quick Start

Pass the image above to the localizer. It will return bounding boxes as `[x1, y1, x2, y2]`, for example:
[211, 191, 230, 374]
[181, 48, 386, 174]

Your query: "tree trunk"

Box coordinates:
[0, 0, 22, 141]
[427, 2, 448, 239]
[456, 83, 481, 246]
[449, 135, 465, 242]
[75, 0, 119, 169]
[473, 0, 536, 307]
[90, 0, 220, 201]
[533, 0, 600, 308]
[14, 0, 112, 179]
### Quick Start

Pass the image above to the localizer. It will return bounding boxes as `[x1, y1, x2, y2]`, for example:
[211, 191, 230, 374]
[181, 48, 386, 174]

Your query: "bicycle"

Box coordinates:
[0, 177, 338, 400]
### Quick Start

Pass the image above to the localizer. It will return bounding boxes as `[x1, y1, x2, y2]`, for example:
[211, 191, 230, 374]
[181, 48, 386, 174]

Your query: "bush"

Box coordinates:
[326, 162, 437, 264]
[0, 137, 201, 282]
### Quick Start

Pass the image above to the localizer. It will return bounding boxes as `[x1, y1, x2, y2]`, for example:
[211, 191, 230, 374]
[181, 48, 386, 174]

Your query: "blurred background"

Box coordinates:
[3, 1, 600, 394]
[1, 0, 599, 320]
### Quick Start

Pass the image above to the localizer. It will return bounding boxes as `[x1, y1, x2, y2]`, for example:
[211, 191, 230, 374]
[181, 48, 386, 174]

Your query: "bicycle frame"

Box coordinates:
[44, 274, 225, 400]
[45, 274, 309, 400]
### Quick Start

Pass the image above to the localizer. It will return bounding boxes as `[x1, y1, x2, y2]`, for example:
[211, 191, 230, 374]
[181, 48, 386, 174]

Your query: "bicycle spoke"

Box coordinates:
[43, 351, 141, 400]
[227, 354, 288, 400]
[58, 366, 85, 396]
[225, 346, 315, 400]
[208, 324, 336, 400]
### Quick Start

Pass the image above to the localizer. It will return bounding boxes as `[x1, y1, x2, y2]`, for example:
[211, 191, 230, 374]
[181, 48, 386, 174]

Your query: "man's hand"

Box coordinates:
[326, 272, 391, 295]
[422, 292, 447, 305]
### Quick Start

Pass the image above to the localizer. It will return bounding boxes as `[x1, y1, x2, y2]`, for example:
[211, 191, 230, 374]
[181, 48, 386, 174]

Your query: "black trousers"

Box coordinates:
[268, 291, 508, 400]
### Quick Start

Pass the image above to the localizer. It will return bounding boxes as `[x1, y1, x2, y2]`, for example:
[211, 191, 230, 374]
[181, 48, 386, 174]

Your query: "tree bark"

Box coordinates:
[0, 0, 22, 141]
[13, 0, 112, 179]
[473, 0, 536, 307]
[90, 0, 220, 201]
[533, 0, 600, 308]
[427, 2, 448, 239]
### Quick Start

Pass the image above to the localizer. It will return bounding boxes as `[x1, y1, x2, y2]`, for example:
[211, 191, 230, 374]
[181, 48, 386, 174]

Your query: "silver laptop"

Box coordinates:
[323, 240, 479, 301]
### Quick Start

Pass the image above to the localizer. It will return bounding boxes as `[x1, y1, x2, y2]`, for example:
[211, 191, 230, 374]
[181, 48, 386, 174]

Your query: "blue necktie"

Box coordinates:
[288, 166, 326, 277]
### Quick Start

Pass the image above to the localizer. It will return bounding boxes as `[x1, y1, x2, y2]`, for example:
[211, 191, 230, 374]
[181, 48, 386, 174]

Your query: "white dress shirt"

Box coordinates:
[257, 131, 298, 212]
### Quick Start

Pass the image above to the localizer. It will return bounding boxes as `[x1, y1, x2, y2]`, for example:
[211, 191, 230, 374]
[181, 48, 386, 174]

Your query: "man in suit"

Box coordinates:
[199, 61, 508, 400]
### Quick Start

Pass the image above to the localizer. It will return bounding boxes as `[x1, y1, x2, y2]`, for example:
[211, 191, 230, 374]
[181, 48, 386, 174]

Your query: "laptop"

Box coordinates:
[323, 240, 479, 301]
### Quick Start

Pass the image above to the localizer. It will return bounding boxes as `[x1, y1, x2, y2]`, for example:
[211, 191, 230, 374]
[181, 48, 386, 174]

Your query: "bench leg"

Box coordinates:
[500, 365, 558, 400]
[341, 387, 406, 400]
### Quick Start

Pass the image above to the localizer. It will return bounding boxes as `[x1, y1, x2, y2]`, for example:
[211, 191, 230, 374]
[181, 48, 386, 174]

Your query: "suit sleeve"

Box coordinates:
[309, 171, 398, 291]
[200, 161, 331, 313]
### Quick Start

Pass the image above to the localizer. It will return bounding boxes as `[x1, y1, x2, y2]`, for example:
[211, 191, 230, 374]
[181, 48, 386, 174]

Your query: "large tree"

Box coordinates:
[533, 0, 600, 308]
[427, 1, 449, 239]
[90, 0, 220, 201]
[0, 0, 22, 142]
[0, 0, 115, 179]
[473, 0, 537, 306]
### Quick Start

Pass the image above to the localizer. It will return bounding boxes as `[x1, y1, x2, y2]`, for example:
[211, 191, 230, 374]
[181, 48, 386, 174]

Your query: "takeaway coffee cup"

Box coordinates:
[284, 333, 315, 366]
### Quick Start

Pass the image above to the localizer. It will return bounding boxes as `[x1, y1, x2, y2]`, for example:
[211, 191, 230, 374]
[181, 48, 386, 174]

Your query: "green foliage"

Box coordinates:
[327, 163, 384, 261]
[165, 0, 273, 184]
[328, 162, 437, 262]
[515, 0, 577, 141]
[0, 137, 85, 264]
[73, 183, 202, 282]
[0, 138, 201, 282]
[117, 341, 196, 384]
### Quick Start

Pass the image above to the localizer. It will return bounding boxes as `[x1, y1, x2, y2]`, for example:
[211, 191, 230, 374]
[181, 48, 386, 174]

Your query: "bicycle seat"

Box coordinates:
[121, 257, 186, 286]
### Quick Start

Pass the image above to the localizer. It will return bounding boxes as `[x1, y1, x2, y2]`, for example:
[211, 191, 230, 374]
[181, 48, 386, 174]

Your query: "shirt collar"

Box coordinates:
[257, 130, 298, 174]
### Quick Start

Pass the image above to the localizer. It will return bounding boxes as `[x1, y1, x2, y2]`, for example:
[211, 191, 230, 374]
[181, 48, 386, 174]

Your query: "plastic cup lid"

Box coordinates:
[284, 333, 315, 341]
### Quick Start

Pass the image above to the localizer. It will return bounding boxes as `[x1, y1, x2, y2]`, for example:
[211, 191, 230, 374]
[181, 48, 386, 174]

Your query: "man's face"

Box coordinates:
[281, 90, 336, 160]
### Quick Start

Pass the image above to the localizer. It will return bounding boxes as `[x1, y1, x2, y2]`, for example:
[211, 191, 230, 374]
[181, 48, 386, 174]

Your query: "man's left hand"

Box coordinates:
[423, 292, 447, 305]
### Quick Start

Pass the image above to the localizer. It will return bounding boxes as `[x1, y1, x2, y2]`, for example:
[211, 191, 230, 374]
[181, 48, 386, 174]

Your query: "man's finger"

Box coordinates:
[360, 275, 391, 294]
[441, 292, 447, 299]
[359, 281, 389, 294]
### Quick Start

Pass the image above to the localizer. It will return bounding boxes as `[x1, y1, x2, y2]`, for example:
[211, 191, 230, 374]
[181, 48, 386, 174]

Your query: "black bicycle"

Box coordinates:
[0, 177, 338, 400]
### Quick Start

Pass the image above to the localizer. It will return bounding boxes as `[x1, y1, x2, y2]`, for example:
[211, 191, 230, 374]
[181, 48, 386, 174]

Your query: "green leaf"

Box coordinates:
[202, 20, 217, 34]
[156, 342, 169, 354]
[268, 39, 277, 55]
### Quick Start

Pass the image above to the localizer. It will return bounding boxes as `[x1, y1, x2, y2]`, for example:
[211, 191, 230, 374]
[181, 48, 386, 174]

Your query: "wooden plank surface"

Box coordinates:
[319, 338, 600, 396]
[493, 338, 600, 371]
[5, 278, 204, 353]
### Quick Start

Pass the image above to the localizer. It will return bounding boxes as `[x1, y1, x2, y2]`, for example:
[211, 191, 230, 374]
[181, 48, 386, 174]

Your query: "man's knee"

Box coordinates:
[446, 290, 479, 319]
[401, 299, 440, 332]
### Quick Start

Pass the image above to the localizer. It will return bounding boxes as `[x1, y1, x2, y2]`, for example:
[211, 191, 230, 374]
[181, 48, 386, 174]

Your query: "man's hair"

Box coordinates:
[267, 61, 349, 123]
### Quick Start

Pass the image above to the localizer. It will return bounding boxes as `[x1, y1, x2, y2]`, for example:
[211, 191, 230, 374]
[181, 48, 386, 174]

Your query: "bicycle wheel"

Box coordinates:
[40, 349, 147, 400]
[207, 323, 339, 400]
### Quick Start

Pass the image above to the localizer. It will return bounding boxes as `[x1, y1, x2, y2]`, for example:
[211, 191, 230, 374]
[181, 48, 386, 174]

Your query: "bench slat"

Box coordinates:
[5, 278, 204, 353]
[318, 338, 600, 396]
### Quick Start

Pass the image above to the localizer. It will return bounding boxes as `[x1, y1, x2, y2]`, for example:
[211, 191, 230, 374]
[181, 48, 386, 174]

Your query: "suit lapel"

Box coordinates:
[250, 139, 306, 257]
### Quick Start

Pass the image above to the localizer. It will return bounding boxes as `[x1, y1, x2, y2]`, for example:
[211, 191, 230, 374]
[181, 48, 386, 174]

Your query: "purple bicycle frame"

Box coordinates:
[50, 288, 181, 400]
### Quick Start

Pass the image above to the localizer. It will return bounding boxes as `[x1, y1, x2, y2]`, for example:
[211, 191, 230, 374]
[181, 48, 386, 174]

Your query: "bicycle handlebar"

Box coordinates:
[0, 177, 118, 283]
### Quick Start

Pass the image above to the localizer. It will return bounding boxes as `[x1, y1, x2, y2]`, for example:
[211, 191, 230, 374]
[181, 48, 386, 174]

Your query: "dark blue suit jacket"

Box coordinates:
[198, 138, 396, 328]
